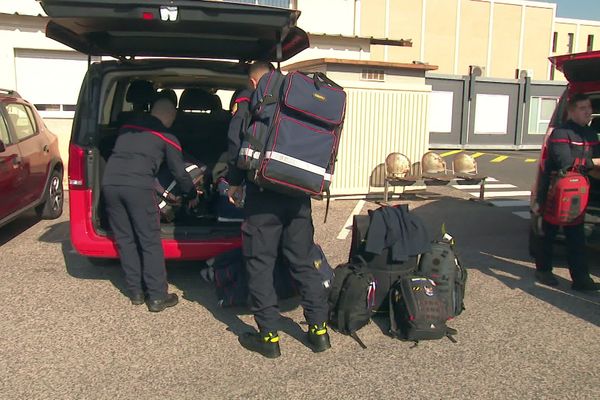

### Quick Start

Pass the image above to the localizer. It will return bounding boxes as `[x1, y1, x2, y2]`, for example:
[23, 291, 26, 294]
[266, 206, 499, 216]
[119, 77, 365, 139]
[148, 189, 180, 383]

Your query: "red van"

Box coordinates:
[530, 50, 600, 248]
[40, 0, 309, 261]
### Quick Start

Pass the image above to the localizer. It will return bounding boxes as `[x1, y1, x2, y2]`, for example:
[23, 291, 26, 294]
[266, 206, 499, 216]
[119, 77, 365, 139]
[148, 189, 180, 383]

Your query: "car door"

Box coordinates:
[0, 107, 26, 221]
[4, 103, 48, 206]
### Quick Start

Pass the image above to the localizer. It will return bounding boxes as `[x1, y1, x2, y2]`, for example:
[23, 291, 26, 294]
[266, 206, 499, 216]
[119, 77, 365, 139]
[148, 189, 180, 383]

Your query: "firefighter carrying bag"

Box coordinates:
[542, 157, 590, 226]
[237, 70, 347, 199]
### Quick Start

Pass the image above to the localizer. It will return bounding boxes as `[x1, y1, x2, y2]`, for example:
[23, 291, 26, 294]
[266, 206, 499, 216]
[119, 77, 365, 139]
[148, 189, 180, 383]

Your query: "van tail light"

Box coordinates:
[68, 144, 86, 189]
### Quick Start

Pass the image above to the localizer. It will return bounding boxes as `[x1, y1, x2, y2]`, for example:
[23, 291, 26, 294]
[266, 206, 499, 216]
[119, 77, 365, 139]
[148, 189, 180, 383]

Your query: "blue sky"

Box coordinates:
[537, 0, 600, 21]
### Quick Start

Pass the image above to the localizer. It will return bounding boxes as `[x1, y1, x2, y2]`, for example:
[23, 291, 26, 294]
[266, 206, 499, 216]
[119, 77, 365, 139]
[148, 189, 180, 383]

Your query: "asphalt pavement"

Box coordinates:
[0, 184, 598, 400]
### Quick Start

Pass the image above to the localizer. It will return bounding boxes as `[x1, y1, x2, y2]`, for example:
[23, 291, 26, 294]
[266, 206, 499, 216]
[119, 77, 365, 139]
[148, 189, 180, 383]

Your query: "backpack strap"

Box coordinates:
[446, 326, 458, 343]
[350, 332, 367, 350]
[388, 284, 400, 338]
[323, 187, 331, 223]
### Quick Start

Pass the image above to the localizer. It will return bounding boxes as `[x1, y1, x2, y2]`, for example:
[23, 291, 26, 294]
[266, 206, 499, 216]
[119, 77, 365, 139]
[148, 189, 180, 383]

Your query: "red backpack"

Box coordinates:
[542, 156, 590, 226]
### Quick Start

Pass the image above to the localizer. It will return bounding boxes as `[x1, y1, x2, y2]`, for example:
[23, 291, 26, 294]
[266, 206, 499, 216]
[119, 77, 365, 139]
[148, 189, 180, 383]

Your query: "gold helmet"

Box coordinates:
[421, 151, 446, 174]
[453, 153, 477, 175]
[385, 152, 411, 178]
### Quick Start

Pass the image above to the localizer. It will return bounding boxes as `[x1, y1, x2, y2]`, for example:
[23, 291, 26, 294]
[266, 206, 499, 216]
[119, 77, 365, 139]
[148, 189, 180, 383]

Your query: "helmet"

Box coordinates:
[421, 151, 446, 174]
[453, 153, 477, 175]
[385, 153, 411, 178]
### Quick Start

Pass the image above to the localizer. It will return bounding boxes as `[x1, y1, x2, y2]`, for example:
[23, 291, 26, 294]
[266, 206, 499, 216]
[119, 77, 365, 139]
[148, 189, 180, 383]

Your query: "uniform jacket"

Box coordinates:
[226, 89, 252, 186]
[364, 205, 431, 262]
[102, 114, 197, 200]
[537, 119, 600, 204]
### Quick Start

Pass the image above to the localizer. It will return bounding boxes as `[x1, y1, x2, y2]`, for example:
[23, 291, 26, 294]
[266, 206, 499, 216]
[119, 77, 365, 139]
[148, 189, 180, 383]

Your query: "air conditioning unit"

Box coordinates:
[469, 65, 486, 77]
[516, 68, 534, 79]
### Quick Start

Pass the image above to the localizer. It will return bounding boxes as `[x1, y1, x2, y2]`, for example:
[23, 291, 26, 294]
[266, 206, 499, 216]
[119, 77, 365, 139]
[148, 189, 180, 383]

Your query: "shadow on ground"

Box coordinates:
[40, 220, 312, 346]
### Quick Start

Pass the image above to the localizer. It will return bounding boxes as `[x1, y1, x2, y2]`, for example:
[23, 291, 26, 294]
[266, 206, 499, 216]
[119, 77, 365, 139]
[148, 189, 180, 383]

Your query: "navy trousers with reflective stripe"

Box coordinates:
[241, 185, 328, 333]
[103, 185, 168, 301]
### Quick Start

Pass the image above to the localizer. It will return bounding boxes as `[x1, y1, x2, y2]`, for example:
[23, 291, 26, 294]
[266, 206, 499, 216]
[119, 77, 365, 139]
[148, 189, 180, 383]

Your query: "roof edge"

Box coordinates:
[283, 58, 438, 72]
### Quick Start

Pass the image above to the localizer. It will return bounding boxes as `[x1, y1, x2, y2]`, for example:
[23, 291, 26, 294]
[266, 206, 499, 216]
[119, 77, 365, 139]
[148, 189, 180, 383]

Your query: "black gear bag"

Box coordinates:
[328, 258, 376, 349]
[389, 276, 456, 343]
[349, 214, 418, 313]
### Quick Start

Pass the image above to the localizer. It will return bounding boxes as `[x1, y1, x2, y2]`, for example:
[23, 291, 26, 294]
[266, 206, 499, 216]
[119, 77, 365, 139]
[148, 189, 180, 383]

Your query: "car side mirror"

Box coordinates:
[0, 139, 6, 152]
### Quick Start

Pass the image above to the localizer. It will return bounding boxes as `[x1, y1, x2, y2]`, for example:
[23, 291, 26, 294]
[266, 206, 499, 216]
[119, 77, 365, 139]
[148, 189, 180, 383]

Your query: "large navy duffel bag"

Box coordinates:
[238, 70, 347, 197]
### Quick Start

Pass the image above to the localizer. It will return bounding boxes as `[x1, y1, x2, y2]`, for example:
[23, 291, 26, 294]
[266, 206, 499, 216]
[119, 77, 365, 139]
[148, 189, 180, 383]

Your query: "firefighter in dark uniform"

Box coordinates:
[534, 93, 600, 291]
[227, 62, 331, 358]
[102, 98, 199, 311]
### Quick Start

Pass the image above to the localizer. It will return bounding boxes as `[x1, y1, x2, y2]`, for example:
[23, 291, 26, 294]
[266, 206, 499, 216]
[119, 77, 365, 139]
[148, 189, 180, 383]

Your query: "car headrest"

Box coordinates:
[126, 80, 156, 105]
[157, 89, 178, 108]
[210, 94, 223, 111]
[179, 88, 215, 111]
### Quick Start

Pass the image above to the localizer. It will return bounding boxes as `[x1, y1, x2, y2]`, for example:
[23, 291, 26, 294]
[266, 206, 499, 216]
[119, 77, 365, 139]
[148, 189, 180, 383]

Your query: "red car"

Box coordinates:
[40, 0, 309, 261]
[530, 50, 600, 248]
[0, 89, 64, 227]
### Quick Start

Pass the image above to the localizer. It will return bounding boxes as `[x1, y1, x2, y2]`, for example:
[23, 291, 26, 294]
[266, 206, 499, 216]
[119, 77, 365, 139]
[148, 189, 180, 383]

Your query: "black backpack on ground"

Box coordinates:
[417, 233, 467, 318]
[328, 259, 376, 349]
[389, 276, 456, 343]
[349, 213, 420, 313]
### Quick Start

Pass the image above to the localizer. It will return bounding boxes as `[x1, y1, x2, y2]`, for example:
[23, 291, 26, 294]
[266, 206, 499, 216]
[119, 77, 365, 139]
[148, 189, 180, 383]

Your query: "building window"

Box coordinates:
[567, 33, 574, 53]
[529, 97, 558, 135]
[552, 32, 558, 52]
[550, 65, 556, 81]
[361, 69, 385, 82]
[588, 35, 594, 52]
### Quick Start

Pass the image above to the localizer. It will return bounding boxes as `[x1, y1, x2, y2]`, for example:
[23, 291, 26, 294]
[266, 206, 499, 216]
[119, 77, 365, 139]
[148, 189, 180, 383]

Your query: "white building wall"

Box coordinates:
[0, 12, 79, 94]
[295, 0, 356, 36]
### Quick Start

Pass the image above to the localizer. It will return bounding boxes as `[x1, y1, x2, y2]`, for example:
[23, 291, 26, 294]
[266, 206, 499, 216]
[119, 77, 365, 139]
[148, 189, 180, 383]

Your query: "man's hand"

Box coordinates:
[187, 190, 202, 209]
[227, 185, 243, 208]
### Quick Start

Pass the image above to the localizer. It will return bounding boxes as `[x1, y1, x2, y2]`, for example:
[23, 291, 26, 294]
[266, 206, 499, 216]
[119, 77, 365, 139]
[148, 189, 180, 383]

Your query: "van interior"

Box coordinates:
[91, 63, 249, 239]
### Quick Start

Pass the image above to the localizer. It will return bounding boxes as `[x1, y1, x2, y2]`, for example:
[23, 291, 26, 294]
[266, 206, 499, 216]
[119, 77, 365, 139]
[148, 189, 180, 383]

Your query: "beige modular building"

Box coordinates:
[1, 0, 599, 195]
[292, 0, 600, 81]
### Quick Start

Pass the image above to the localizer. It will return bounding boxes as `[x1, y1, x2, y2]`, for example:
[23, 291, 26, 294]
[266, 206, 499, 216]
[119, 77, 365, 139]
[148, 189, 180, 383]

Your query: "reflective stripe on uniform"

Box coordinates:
[264, 151, 327, 177]
[239, 148, 261, 159]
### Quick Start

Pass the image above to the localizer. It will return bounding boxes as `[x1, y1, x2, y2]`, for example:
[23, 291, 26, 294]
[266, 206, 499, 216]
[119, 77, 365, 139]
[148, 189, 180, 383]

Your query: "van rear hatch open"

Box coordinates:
[40, 0, 309, 61]
[550, 50, 600, 82]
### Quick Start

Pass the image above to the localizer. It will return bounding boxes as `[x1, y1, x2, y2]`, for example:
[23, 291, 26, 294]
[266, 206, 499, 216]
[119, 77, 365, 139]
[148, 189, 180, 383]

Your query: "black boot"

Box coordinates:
[307, 322, 331, 353]
[239, 331, 281, 359]
[535, 270, 559, 287]
[572, 279, 600, 292]
[129, 293, 145, 306]
[146, 293, 179, 312]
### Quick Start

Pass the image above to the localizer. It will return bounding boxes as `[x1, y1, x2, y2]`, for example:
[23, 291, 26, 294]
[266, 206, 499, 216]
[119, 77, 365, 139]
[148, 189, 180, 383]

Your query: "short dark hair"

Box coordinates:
[248, 61, 273, 81]
[567, 93, 590, 109]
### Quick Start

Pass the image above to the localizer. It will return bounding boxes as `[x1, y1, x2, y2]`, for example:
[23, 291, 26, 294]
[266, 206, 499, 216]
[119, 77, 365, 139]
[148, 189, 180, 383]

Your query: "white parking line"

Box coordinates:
[452, 183, 516, 190]
[468, 190, 531, 198]
[512, 211, 531, 219]
[490, 200, 530, 207]
[336, 200, 365, 240]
